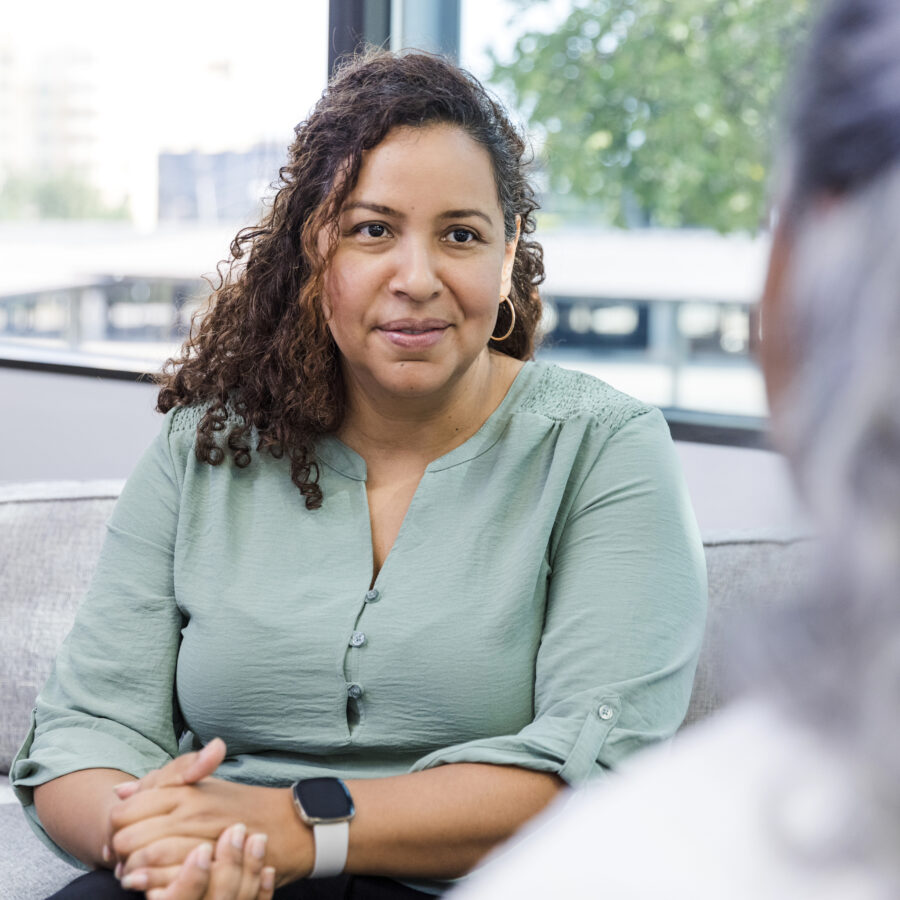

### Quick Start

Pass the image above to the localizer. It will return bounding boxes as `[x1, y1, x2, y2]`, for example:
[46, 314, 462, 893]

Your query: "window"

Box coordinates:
[2, 0, 809, 429]
[460, 0, 811, 419]
[0, 0, 329, 373]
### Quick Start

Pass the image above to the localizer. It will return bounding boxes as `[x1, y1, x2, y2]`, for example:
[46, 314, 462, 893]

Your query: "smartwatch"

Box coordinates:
[291, 777, 356, 878]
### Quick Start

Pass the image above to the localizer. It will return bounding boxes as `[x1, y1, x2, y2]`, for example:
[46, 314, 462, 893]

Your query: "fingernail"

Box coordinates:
[101, 844, 110, 863]
[195, 842, 213, 871]
[114, 862, 123, 880]
[230, 823, 247, 849]
[121, 871, 147, 890]
[114, 782, 137, 799]
[261, 867, 275, 890]
[249, 833, 268, 859]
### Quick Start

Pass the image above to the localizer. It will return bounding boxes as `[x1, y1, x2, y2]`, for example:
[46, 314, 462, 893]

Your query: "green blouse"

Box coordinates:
[13, 361, 707, 893]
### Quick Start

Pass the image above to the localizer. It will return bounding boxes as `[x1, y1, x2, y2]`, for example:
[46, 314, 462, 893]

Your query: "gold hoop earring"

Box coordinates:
[492, 295, 516, 342]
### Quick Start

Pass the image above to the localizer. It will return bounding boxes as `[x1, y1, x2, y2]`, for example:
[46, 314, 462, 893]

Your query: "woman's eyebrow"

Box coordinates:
[342, 201, 494, 227]
[342, 201, 399, 217]
[439, 208, 494, 226]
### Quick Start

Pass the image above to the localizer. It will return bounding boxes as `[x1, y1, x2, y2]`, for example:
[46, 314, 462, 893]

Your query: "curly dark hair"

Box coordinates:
[156, 50, 545, 509]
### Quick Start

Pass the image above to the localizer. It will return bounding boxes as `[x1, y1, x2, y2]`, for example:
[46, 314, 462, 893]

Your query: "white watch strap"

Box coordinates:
[309, 821, 350, 878]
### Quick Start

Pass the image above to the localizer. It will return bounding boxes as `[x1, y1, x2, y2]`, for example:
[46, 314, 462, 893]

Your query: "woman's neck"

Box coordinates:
[338, 351, 522, 464]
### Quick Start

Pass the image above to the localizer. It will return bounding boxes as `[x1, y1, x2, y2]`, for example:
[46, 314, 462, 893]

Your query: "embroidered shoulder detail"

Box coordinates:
[518, 365, 652, 431]
[168, 400, 247, 435]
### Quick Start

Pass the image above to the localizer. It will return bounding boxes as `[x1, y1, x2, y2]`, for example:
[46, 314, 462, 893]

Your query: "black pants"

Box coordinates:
[48, 869, 436, 899]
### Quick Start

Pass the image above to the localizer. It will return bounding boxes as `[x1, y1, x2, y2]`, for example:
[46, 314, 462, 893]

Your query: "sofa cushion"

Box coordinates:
[0, 482, 122, 775]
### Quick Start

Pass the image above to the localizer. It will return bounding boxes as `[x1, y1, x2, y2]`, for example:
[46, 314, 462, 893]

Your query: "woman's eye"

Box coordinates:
[447, 228, 476, 244]
[358, 223, 388, 238]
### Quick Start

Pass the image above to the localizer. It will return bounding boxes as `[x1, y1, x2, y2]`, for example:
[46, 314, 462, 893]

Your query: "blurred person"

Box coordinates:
[448, 0, 900, 896]
[10, 51, 707, 899]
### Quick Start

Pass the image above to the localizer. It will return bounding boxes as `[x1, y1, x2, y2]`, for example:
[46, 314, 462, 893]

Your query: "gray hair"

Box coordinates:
[761, 0, 900, 868]
[785, 0, 900, 213]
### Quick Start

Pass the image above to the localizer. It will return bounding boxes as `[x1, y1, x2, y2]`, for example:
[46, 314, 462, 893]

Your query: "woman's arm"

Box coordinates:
[112, 761, 563, 888]
[343, 763, 563, 879]
[33, 769, 135, 868]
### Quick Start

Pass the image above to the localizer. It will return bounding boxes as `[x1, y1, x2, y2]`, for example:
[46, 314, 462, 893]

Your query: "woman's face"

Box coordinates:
[321, 124, 518, 405]
[759, 215, 795, 416]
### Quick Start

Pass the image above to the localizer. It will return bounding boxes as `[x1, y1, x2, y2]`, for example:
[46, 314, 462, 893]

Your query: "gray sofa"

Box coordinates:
[0, 480, 815, 899]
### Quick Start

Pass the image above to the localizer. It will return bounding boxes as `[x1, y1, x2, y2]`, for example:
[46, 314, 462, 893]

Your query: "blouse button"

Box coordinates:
[365, 589, 380, 603]
[347, 683, 363, 700]
[598, 704, 614, 721]
[349, 631, 367, 648]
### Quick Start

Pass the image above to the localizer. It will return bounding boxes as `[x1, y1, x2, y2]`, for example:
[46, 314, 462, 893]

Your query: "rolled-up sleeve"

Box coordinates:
[410, 408, 707, 785]
[11, 409, 186, 860]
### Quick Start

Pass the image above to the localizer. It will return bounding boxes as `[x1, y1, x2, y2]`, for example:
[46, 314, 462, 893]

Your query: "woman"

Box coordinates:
[12, 51, 707, 899]
[452, 0, 900, 895]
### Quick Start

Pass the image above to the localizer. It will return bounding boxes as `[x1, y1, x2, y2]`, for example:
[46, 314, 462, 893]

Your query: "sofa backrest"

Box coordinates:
[685, 531, 816, 725]
[0, 481, 815, 775]
[0, 482, 123, 776]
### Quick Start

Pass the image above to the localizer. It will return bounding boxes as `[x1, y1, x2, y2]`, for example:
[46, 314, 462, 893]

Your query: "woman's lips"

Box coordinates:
[376, 320, 451, 350]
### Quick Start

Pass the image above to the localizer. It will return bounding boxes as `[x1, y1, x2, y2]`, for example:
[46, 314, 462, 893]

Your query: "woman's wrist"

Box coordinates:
[267, 787, 315, 885]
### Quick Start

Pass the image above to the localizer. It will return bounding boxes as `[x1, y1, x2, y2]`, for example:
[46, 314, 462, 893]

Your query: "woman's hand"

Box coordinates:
[110, 776, 311, 890]
[103, 738, 228, 882]
[143, 824, 276, 900]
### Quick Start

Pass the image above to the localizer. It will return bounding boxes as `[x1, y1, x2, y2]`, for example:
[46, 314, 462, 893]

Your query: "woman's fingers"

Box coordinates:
[121, 865, 182, 892]
[145, 842, 213, 900]
[257, 867, 276, 900]
[140, 825, 273, 900]
[179, 738, 227, 786]
[207, 823, 247, 897]
[109, 786, 183, 834]
[111, 776, 259, 863]
[118, 829, 239, 895]
[114, 738, 227, 800]
[119, 835, 206, 878]
[202, 825, 272, 900]
[106, 790, 183, 868]
[112, 812, 211, 864]
[112, 779, 141, 801]
[237, 833, 267, 898]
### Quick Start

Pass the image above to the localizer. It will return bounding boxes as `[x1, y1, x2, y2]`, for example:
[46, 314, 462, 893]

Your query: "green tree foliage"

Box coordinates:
[0, 170, 129, 220]
[491, 0, 812, 231]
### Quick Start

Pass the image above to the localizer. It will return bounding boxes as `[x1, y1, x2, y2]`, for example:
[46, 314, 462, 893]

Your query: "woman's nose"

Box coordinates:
[387, 238, 442, 302]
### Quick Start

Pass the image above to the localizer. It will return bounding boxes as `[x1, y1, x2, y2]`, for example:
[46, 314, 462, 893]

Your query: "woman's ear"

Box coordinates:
[320, 289, 333, 323]
[501, 216, 521, 297]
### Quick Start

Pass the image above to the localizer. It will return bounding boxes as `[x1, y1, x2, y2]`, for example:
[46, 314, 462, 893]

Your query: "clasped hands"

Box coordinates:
[104, 738, 310, 899]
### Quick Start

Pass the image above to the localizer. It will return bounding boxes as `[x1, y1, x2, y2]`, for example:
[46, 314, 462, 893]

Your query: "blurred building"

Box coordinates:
[0, 36, 304, 229]
[157, 143, 286, 224]
[0, 43, 104, 194]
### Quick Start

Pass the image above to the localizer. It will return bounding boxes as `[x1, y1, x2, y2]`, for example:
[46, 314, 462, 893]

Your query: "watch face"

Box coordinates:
[295, 778, 354, 821]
